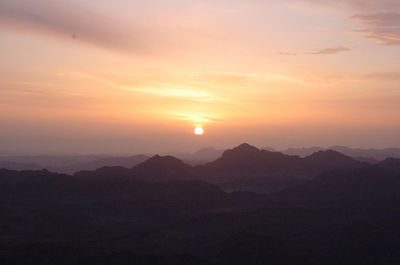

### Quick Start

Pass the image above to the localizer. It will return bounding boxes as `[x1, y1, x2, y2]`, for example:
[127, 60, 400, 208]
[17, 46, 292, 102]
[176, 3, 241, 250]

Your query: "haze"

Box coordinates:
[1, 0, 400, 154]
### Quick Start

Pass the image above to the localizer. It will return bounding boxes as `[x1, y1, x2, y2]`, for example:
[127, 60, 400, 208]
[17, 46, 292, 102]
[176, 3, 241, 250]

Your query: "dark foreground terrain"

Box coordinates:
[2, 144, 400, 265]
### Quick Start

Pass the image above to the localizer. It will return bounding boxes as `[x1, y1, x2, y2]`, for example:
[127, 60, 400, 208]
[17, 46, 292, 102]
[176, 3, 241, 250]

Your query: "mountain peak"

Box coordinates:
[232, 143, 260, 153]
[139, 155, 187, 168]
[219, 143, 260, 160]
[303, 149, 363, 172]
[306, 149, 349, 159]
[381, 157, 400, 163]
[377, 157, 400, 173]
[131, 155, 196, 182]
[150, 154, 180, 161]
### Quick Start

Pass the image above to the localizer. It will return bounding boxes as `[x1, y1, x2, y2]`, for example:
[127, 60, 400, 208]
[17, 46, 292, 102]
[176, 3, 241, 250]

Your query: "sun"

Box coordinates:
[194, 127, 204, 135]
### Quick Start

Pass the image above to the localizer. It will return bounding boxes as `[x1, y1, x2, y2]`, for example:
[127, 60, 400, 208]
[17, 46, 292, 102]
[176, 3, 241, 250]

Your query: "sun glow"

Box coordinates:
[194, 127, 204, 135]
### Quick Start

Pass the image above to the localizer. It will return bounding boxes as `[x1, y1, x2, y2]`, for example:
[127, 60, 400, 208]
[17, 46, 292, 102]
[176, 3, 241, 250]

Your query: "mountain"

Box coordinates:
[194, 144, 366, 194]
[74, 166, 133, 180]
[74, 155, 199, 183]
[377, 157, 400, 173]
[54, 155, 149, 174]
[328, 146, 400, 161]
[131, 155, 199, 182]
[281, 146, 400, 161]
[301, 149, 366, 175]
[4, 144, 365, 195]
[198, 143, 301, 180]
[0, 160, 43, 171]
[199, 143, 364, 182]
[3, 155, 400, 264]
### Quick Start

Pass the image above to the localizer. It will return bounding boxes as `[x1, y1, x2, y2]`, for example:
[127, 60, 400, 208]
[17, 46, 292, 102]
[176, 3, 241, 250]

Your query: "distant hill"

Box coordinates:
[75, 155, 199, 183]
[330, 146, 400, 161]
[281, 146, 400, 161]
[282, 146, 324, 157]
[0, 154, 109, 168]
[173, 147, 225, 165]
[131, 155, 199, 182]
[377, 157, 400, 173]
[0, 160, 43, 171]
[54, 155, 149, 174]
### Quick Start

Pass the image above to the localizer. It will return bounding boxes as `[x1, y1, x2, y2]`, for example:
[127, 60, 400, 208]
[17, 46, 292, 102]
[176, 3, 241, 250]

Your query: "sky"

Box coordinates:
[1, 0, 400, 154]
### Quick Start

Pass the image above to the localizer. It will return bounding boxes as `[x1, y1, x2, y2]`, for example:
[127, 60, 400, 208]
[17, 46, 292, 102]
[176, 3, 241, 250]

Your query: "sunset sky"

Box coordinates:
[1, 0, 400, 154]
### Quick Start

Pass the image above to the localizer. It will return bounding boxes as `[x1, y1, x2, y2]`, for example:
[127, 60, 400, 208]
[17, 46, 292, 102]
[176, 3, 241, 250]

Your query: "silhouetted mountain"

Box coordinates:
[3, 154, 400, 265]
[281, 146, 400, 161]
[301, 149, 365, 175]
[199, 144, 365, 185]
[74, 155, 199, 183]
[0, 160, 43, 171]
[74, 166, 133, 180]
[329, 146, 400, 161]
[377, 157, 400, 173]
[54, 155, 149, 174]
[132, 155, 199, 182]
[199, 143, 301, 180]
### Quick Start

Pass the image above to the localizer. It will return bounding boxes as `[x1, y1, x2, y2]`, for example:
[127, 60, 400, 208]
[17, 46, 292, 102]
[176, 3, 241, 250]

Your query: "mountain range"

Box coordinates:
[2, 144, 400, 264]
[2, 143, 400, 264]
[281, 145, 400, 161]
[2, 144, 400, 174]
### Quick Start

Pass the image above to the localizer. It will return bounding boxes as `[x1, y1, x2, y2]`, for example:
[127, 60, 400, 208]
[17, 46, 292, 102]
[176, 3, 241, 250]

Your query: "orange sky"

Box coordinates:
[1, 0, 400, 154]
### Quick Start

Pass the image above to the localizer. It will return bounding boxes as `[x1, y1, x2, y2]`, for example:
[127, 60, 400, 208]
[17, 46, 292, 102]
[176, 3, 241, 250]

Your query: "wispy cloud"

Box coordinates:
[364, 72, 400, 81]
[298, 0, 400, 12]
[277, 51, 298, 56]
[306, 46, 351, 54]
[294, 1, 400, 45]
[0, 0, 151, 52]
[171, 112, 224, 124]
[351, 13, 400, 27]
[120, 86, 222, 103]
[278, 46, 351, 56]
[352, 28, 400, 45]
[350, 12, 400, 45]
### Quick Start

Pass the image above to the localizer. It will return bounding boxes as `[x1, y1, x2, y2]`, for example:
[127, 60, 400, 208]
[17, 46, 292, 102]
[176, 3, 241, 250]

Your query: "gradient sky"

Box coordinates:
[1, 0, 400, 154]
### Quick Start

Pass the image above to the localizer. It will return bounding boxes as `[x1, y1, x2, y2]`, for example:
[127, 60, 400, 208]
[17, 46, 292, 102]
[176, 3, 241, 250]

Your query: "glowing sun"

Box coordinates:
[194, 127, 204, 135]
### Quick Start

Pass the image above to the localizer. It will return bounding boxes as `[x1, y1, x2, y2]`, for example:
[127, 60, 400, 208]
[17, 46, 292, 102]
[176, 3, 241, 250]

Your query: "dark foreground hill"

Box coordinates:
[2, 166, 400, 264]
[2, 144, 400, 265]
